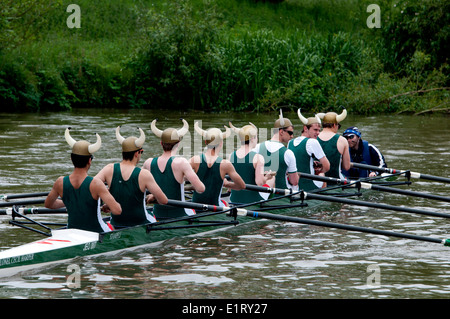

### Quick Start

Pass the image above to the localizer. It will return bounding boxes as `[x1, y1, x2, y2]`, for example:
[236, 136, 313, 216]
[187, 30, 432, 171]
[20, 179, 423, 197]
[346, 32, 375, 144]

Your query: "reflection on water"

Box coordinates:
[0, 110, 449, 299]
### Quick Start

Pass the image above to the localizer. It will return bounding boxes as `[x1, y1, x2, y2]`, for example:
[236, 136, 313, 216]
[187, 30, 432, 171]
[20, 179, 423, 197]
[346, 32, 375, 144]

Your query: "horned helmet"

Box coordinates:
[194, 121, 231, 147]
[150, 118, 189, 144]
[274, 109, 293, 129]
[229, 122, 258, 143]
[297, 108, 321, 126]
[115, 126, 146, 152]
[65, 127, 101, 156]
[317, 108, 347, 124]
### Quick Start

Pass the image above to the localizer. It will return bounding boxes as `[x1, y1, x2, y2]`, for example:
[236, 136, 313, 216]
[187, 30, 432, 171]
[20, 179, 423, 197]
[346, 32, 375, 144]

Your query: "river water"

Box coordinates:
[0, 109, 449, 300]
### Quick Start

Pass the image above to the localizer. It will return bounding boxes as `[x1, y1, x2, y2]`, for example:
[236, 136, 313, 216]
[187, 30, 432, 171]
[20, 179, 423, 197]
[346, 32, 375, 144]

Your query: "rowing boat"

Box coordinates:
[0, 171, 442, 278]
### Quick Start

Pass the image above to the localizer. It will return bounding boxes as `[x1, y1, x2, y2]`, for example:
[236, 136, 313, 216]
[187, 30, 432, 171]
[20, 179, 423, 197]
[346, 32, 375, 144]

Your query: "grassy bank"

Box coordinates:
[0, 0, 448, 114]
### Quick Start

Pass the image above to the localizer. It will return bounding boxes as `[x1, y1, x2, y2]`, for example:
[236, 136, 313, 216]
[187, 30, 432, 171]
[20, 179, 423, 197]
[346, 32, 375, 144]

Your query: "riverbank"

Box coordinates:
[0, 0, 448, 114]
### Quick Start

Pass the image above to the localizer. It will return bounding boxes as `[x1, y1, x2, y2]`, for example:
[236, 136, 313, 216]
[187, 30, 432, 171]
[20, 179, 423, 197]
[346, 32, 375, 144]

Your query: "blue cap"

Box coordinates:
[343, 126, 361, 137]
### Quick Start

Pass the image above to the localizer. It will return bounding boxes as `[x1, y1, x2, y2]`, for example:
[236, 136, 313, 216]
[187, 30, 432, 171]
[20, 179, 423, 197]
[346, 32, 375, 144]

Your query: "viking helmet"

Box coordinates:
[151, 118, 189, 144]
[116, 126, 146, 152]
[274, 109, 293, 129]
[65, 127, 101, 156]
[229, 122, 258, 142]
[194, 121, 231, 147]
[317, 108, 347, 124]
[297, 108, 321, 126]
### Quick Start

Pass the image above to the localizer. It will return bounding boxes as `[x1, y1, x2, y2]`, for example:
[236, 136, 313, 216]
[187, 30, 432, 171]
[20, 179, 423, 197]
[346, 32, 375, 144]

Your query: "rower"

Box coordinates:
[45, 128, 122, 233]
[96, 126, 168, 228]
[190, 121, 245, 206]
[341, 126, 387, 179]
[144, 119, 205, 218]
[228, 122, 275, 204]
[253, 109, 299, 193]
[288, 109, 330, 191]
[317, 108, 351, 181]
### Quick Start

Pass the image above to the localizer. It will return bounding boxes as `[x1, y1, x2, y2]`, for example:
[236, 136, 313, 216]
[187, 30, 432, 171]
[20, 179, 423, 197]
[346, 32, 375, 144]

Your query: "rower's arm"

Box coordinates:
[319, 156, 330, 173]
[93, 178, 122, 215]
[141, 170, 168, 205]
[253, 153, 273, 186]
[339, 137, 351, 171]
[222, 160, 245, 190]
[182, 159, 205, 193]
[44, 177, 65, 209]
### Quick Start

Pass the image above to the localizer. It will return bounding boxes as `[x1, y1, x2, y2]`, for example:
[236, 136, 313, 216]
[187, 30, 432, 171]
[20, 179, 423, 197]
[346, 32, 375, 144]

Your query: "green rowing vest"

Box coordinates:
[192, 153, 224, 206]
[63, 175, 109, 233]
[318, 134, 341, 181]
[109, 163, 153, 227]
[150, 157, 192, 218]
[288, 138, 318, 191]
[259, 141, 288, 192]
[229, 151, 264, 204]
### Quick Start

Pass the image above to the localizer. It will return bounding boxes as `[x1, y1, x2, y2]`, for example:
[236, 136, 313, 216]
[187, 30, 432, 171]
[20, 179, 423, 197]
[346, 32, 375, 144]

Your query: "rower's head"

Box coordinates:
[273, 109, 294, 143]
[116, 126, 146, 160]
[297, 108, 321, 138]
[65, 127, 101, 168]
[151, 118, 189, 151]
[194, 121, 231, 149]
[229, 122, 258, 145]
[343, 126, 361, 149]
[317, 108, 347, 131]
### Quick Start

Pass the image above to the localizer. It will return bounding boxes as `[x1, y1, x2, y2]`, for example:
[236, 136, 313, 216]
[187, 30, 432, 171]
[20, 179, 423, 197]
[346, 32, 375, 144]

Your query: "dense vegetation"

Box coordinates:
[0, 0, 448, 114]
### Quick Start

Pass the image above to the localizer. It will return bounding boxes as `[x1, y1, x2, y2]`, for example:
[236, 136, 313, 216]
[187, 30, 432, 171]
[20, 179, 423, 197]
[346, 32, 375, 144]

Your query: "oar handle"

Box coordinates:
[299, 172, 348, 185]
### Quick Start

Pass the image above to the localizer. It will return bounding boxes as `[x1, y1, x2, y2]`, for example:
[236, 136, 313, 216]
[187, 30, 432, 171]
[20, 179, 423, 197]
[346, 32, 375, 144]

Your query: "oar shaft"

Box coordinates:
[304, 192, 450, 219]
[237, 210, 448, 246]
[357, 182, 450, 203]
[0, 198, 46, 208]
[299, 172, 348, 185]
[0, 192, 49, 200]
[351, 163, 450, 183]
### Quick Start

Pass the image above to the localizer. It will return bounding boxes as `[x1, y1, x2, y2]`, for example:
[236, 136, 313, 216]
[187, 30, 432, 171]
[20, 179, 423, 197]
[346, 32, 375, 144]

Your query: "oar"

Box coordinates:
[351, 162, 450, 183]
[353, 181, 450, 203]
[0, 198, 46, 208]
[243, 184, 450, 219]
[0, 207, 67, 215]
[312, 173, 450, 203]
[234, 209, 450, 247]
[0, 192, 49, 201]
[165, 199, 450, 247]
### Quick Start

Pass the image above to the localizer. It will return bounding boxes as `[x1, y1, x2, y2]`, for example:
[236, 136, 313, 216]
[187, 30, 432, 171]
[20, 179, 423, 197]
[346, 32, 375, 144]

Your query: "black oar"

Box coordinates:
[351, 162, 450, 183]
[165, 199, 450, 247]
[0, 192, 49, 201]
[313, 174, 450, 203]
[353, 181, 450, 203]
[235, 209, 450, 247]
[0, 198, 46, 208]
[243, 184, 450, 219]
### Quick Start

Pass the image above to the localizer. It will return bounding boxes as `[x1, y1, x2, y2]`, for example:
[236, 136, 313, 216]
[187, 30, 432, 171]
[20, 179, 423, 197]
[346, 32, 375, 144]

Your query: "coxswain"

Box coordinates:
[228, 122, 275, 204]
[342, 126, 387, 178]
[45, 128, 122, 233]
[288, 109, 330, 191]
[190, 121, 245, 206]
[317, 108, 351, 181]
[144, 118, 205, 218]
[96, 126, 167, 228]
[253, 109, 299, 192]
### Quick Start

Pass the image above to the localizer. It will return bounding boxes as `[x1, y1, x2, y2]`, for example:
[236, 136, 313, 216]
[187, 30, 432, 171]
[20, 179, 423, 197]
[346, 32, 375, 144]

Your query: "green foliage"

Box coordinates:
[0, 0, 448, 113]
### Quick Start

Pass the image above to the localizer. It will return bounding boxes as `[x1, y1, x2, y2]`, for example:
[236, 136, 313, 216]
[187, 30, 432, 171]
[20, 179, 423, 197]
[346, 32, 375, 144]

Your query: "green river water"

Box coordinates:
[0, 109, 449, 301]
